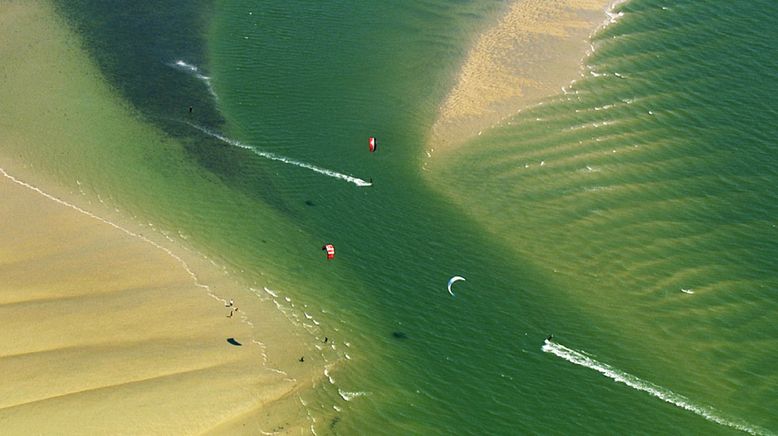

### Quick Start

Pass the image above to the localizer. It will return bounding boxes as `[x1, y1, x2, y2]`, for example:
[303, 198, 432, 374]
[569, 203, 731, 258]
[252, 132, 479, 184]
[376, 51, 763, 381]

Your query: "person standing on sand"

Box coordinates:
[228, 307, 238, 318]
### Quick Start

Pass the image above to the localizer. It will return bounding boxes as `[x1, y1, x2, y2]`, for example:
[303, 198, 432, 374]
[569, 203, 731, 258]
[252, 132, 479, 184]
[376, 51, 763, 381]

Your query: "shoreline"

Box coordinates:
[0, 157, 321, 434]
[0, 2, 328, 433]
[425, 0, 618, 158]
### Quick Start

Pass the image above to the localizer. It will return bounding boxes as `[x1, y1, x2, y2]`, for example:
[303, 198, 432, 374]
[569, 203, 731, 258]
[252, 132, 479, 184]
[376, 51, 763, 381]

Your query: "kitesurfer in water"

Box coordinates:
[189, 106, 193, 113]
[546, 334, 554, 342]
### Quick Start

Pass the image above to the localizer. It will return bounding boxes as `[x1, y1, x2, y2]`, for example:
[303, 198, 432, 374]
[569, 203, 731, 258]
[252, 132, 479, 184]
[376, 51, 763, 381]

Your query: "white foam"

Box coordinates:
[604, 0, 627, 26]
[338, 389, 368, 402]
[170, 60, 218, 99]
[188, 123, 372, 187]
[542, 340, 770, 435]
[324, 367, 335, 384]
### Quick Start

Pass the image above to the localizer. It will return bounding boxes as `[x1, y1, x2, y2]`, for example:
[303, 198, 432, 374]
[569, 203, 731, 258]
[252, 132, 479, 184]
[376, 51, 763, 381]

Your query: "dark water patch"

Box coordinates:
[49, 1, 298, 213]
[51, 1, 222, 128]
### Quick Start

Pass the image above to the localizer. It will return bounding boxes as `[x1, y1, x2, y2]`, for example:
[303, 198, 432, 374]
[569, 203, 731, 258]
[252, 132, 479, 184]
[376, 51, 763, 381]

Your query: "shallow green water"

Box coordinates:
[31, 0, 778, 433]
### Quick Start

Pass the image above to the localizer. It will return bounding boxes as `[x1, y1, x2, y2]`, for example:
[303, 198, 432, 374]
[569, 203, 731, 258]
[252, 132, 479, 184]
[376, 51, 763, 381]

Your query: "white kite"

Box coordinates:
[447, 276, 466, 296]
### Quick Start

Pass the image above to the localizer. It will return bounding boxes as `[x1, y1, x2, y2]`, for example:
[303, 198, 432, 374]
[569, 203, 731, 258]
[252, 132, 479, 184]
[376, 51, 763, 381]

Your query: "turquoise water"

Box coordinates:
[40, 0, 778, 433]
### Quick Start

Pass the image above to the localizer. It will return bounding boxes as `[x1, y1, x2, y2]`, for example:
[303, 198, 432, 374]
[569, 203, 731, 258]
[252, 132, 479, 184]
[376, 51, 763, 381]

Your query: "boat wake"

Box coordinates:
[542, 340, 771, 435]
[188, 123, 372, 187]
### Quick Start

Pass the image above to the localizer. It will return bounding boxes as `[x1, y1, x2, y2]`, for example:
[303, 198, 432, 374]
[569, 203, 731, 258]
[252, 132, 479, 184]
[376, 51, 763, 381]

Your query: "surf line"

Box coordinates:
[188, 123, 372, 187]
[542, 340, 771, 436]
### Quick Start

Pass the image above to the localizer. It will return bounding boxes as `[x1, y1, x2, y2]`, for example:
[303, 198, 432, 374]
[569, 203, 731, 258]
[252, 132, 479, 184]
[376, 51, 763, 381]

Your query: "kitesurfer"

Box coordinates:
[546, 334, 554, 342]
[188, 106, 193, 113]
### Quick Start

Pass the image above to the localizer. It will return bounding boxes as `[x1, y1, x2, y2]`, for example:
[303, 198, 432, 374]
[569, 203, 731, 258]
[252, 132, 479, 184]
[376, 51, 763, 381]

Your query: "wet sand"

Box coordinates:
[0, 160, 323, 434]
[428, 0, 615, 154]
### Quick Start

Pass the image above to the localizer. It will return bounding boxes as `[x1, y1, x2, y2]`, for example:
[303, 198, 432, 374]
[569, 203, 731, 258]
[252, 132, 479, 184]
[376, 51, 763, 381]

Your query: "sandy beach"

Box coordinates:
[428, 0, 614, 153]
[0, 164, 327, 435]
[0, 171, 255, 434]
[0, 2, 323, 433]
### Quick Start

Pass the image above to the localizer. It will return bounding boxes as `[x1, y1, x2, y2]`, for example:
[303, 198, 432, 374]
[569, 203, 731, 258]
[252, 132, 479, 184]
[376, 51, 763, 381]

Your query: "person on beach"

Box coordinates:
[324, 337, 328, 343]
[228, 307, 238, 318]
[299, 356, 304, 362]
[226, 299, 234, 308]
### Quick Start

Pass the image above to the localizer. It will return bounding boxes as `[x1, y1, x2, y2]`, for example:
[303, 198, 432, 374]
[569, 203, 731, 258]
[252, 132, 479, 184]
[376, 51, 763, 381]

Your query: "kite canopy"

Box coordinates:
[369, 137, 377, 152]
[447, 276, 466, 296]
[322, 244, 335, 260]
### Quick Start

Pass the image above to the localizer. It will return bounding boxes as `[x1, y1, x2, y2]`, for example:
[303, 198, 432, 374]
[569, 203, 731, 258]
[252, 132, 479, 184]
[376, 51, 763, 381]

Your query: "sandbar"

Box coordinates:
[429, 0, 617, 153]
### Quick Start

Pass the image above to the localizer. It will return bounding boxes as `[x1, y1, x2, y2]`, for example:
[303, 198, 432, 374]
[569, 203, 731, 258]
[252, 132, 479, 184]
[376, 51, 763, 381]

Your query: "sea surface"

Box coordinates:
[38, 0, 778, 433]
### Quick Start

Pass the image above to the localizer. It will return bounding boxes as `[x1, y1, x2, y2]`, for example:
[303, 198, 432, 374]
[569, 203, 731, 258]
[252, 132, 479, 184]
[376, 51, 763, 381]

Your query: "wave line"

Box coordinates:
[542, 340, 772, 435]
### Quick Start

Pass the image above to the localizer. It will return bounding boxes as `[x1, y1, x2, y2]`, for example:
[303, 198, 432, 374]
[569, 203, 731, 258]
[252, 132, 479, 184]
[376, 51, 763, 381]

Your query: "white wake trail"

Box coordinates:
[542, 340, 772, 435]
[189, 123, 372, 187]
[170, 59, 218, 99]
